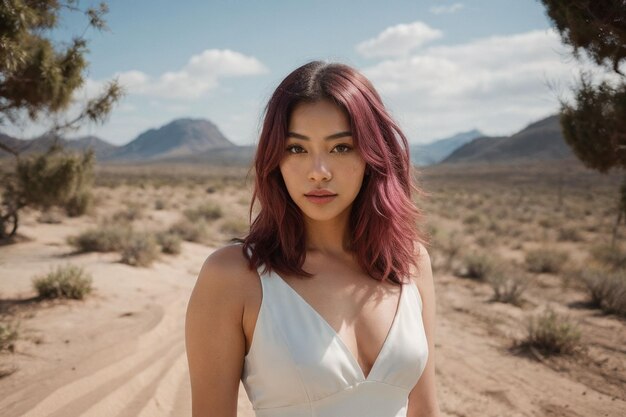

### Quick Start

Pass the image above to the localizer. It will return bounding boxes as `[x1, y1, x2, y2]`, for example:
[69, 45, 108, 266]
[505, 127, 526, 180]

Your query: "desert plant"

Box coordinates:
[525, 247, 569, 273]
[156, 231, 182, 255]
[522, 306, 582, 355]
[577, 266, 626, 316]
[460, 250, 499, 280]
[0, 321, 19, 352]
[486, 266, 530, 306]
[220, 218, 249, 237]
[65, 189, 93, 217]
[557, 226, 583, 242]
[170, 218, 210, 243]
[112, 201, 144, 222]
[590, 242, 626, 271]
[67, 223, 132, 252]
[32, 264, 93, 300]
[120, 232, 160, 267]
[183, 202, 223, 222]
[154, 199, 166, 210]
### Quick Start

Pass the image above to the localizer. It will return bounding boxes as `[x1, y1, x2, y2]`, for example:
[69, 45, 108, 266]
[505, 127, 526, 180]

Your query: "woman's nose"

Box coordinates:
[308, 154, 332, 181]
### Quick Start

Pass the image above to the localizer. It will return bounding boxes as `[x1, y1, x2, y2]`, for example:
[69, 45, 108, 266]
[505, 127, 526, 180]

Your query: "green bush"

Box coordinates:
[522, 307, 582, 355]
[32, 264, 93, 300]
[486, 266, 529, 306]
[120, 232, 160, 267]
[577, 266, 626, 316]
[112, 202, 144, 222]
[460, 251, 499, 280]
[156, 230, 182, 255]
[220, 217, 249, 237]
[183, 202, 223, 222]
[590, 243, 626, 270]
[65, 189, 93, 217]
[0, 321, 19, 352]
[154, 198, 166, 210]
[557, 226, 583, 242]
[170, 218, 210, 243]
[67, 223, 131, 252]
[525, 247, 569, 273]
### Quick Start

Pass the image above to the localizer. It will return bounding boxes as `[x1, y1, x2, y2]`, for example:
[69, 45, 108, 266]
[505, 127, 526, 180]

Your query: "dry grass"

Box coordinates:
[520, 306, 582, 356]
[32, 264, 93, 300]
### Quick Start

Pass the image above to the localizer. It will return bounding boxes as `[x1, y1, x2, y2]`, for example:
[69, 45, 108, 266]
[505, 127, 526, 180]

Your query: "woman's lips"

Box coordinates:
[304, 194, 337, 204]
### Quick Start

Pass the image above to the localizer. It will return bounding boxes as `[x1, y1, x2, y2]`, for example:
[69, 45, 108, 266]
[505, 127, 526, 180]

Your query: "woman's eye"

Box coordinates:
[285, 145, 304, 154]
[333, 144, 352, 153]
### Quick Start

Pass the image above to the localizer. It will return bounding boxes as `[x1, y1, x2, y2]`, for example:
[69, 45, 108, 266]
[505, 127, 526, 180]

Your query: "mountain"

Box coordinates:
[410, 129, 484, 166]
[0, 132, 117, 159]
[439, 114, 576, 164]
[100, 118, 236, 162]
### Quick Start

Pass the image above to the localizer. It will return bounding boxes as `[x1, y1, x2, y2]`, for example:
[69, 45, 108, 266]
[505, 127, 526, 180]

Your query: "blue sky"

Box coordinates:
[5, 0, 611, 146]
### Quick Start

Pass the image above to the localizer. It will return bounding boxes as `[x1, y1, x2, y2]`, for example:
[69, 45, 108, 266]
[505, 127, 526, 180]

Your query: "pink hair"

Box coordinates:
[233, 60, 430, 284]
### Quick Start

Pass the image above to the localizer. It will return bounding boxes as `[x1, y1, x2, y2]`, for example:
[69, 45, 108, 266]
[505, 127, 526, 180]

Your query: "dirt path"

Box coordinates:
[0, 215, 624, 416]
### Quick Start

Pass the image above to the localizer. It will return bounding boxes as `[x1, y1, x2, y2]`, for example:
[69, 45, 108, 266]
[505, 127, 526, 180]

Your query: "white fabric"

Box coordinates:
[240, 246, 429, 417]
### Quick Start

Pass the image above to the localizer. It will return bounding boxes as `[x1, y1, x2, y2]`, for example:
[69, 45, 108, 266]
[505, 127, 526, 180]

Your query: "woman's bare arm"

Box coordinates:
[185, 247, 247, 417]
[407, 243, 443, 417]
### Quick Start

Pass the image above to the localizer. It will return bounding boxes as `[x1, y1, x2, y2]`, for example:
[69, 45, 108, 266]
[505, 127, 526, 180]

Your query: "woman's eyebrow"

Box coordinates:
[287, 131, 352, 141]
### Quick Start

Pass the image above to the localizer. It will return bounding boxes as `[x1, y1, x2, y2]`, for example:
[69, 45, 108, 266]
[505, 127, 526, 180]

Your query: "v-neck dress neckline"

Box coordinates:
[239, 243, 430, 417]
[272, 271, 404, 381]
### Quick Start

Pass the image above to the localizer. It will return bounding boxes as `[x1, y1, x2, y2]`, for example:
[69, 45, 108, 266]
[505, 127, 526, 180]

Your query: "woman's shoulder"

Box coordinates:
[197, 244, 256, 300]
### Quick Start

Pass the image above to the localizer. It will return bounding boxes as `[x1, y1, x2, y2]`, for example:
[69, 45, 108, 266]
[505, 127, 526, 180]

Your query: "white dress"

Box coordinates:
[240, 246, 429, 417]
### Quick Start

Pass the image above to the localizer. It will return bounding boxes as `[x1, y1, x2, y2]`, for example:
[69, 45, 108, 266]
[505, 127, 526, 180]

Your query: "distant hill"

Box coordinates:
[0, 117, 250, 164]
[99, 118, 237, 162]
[410, 129, 484, 166]
[439, 114, 576, 164]
[0, 131, 117, 158]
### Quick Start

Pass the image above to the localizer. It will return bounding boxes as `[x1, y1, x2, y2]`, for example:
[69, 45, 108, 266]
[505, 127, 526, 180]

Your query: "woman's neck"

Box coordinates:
[303, 212, 352, 257]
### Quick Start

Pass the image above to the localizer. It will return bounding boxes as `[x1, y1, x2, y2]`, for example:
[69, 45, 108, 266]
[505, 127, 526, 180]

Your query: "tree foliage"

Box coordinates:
[0, 0, 123, 239]
[540, 0, 626, 246]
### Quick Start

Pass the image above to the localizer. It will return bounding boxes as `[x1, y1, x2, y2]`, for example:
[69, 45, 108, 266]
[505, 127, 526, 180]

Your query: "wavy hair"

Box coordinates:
[233, 60, 429, 285]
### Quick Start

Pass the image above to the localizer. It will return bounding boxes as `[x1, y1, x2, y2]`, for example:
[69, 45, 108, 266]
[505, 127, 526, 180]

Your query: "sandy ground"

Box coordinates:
[0, 198, 625, 416]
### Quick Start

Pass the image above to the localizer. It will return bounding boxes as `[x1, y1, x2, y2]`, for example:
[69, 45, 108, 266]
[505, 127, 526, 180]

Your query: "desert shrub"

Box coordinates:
[459, 250, 500, 280]
[156, 230, 182, 255]
[120, 232, 160, 267]
[435, 230, 463, 271]
[0, 321, 19, 352]
[522, 306, 582, 355]
[557, 226, 583, 242]
[37, 210, 63, 224]
[463, 213, 484, 226]
[577, 266, 626, 316]
[32, 264, 93, 300]
[67, 223, 131, 252]
[590, 243, 626, 270]
[154, 198, 166, 210]
[183, 202, 223, 222]
[170, 218, 210, 243]
[112, 201, 144, 222]
[220, 217, 249, 237]
[538, 217, 559, 229]
[474, 231, 496, 248]
[486, 266, 529, 305]
[525, 247, 569, 273]
[65, 190, 93, 217]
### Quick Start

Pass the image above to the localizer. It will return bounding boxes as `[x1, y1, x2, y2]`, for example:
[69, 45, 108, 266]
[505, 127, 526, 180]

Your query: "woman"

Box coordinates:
[185, 60, 441, 417]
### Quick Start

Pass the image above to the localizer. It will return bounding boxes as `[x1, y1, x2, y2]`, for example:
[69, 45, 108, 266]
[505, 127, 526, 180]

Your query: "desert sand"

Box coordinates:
[0, 163, 625, 417]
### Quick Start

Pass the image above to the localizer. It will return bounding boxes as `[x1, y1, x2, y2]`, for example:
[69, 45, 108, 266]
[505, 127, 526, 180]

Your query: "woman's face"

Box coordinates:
[279, 99, 367, 223]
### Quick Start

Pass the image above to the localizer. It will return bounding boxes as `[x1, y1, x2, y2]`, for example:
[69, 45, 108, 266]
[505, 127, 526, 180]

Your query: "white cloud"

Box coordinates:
[359, 28, 620, 143]
[429, 3, 464, 15]
[356, 21, 443, 58]
[85, 49, 268, 101]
